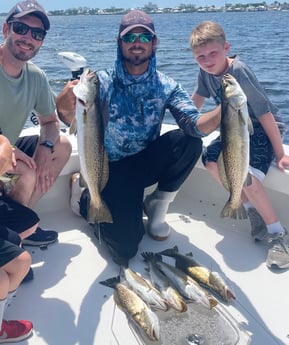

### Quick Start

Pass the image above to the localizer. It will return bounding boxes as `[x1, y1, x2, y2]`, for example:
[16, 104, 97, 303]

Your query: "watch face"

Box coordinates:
[40, 141, 54, 152]
[45, 141, 53, 148]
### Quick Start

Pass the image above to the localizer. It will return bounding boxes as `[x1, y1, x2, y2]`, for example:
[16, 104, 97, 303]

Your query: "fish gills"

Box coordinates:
[218, 73, 253, 219]
[71, 69, 112, 224]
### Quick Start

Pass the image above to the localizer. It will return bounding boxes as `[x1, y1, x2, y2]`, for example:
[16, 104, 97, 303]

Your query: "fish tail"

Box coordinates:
[141, 252, 155, 262]
[158, 245, 179, 257]
[220, 201, 247, 220]
[237, 204, 248, 219]
[141, 251, 163, 263]
[99, 276, 120, 288]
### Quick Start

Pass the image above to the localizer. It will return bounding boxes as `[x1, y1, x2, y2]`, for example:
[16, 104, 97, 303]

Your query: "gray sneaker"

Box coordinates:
[266, 230, 289, 269]
[247, 208, 268, 241]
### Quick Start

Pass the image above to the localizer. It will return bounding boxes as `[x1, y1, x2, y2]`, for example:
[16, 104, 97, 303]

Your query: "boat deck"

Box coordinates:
[5, 126, 289, 345]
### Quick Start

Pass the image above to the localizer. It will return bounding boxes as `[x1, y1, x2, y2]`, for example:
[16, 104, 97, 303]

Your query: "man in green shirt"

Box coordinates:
[0, 1, 72, 249]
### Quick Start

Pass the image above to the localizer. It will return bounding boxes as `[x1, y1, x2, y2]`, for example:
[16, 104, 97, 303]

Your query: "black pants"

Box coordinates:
[81, 129, 202, 259]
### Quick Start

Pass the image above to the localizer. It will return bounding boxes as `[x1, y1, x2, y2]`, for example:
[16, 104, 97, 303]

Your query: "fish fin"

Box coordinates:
[207, 294, 218, 309]
[248, 116, 254, 135]
[243, 173, 252, 187]
[217, 152, 229, 191]
[69, 117, 77, 135]
[87, 199, 113, 224]
[99, 276, 120, 288]
[220, 201, 247, 219]
[141, 252, 156, 262]
[238, 109, 247, 126]
[99, 152, 109, 191]
[185, 252, 194, 257]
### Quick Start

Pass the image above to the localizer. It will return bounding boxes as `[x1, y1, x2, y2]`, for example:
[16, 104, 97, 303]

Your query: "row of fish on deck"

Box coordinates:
[100, 246, 235, 342]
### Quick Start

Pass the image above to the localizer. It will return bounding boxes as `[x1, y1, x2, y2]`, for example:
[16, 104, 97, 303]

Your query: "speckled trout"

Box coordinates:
[159, 246, 236, 303]
[70, 69, 112, 223]
[99, 276, 160, 342]
[218, 73, 253, 219]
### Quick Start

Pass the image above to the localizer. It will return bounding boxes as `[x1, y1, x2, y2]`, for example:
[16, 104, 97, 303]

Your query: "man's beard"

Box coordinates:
[6, 37, 40, 62]
[122, 51, 152, 66]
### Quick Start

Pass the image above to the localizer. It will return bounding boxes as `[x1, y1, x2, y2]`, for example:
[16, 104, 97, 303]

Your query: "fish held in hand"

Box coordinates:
[218, 73, 253, 219]
[99, 276, 160, 342]
[70, 69, 112, 224]
[159, 246, 236, 302]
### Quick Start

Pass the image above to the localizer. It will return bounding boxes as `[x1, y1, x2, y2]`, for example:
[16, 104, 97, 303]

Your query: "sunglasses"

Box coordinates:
[121, 33, 154, 44]
[8, 21, 47, 41]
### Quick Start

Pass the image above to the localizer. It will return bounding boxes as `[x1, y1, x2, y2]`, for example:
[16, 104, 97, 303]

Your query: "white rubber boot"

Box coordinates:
[144, 188, 178, 241]
[70, 173, 84, 216]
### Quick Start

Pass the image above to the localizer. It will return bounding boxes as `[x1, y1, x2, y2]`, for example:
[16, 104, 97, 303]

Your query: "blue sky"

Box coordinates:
[1, 0, 262, 12]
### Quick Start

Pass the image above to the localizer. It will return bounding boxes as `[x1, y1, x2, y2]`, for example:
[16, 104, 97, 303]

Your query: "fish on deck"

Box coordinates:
[99, 276, 160, 342]
[142, 251, 188, 313]
[142, 252, 217, 310]
[159, 246, 236, 302]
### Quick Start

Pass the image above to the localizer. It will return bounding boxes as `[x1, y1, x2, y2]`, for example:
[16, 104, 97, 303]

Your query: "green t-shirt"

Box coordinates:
[0, 60, 56, 144]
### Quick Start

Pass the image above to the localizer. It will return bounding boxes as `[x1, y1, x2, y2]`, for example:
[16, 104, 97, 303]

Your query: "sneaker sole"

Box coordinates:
[0, 328, 33, 343]
[22, 238, 58, 246]
[266, 262, 289, 269]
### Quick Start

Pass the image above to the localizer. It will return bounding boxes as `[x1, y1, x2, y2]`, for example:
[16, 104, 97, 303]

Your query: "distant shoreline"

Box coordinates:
[1, 2, 289, 17]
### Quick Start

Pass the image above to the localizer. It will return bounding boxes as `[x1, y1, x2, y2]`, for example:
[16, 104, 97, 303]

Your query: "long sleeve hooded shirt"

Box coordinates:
[98, 51, 204, 162]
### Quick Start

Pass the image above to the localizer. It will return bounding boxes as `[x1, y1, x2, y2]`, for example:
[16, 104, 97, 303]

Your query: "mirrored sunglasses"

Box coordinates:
[9, 21, 47, 41]
[121, 32, 154, 44]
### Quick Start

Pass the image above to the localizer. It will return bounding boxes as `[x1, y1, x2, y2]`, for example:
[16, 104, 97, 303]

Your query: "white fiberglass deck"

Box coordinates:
[5, 125, 289, 345]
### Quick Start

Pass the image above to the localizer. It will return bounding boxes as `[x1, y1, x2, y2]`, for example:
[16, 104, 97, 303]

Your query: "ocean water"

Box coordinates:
[1, 11, 289, 143]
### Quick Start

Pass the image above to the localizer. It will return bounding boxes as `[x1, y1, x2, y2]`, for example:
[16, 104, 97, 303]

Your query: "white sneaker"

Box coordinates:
[70, 173, 83, 216]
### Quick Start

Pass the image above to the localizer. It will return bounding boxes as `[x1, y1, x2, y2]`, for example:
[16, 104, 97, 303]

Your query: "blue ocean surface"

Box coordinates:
[1, 11, 289, 143]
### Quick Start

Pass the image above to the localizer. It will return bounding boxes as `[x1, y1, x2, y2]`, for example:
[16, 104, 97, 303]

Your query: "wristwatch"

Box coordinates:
[40, 140, 54, 153]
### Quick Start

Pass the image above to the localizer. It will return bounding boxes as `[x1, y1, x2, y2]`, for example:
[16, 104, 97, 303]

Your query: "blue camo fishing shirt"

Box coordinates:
[97, 51, 205, 162]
